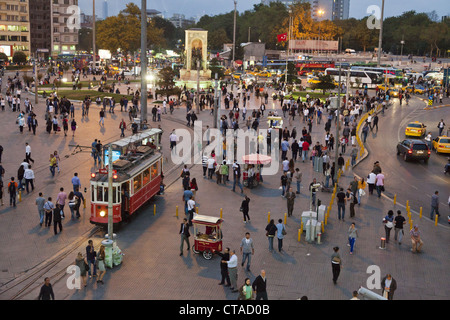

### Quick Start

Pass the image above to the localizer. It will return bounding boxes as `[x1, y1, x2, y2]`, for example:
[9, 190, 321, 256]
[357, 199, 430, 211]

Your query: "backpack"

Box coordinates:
[8, 182, 16, 194]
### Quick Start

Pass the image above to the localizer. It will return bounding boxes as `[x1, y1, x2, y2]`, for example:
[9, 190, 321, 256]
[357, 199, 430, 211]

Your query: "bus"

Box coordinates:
[296, 61, 335, 76]
[57, 53, 75, 63]
[89, 128, 164, 227]
[325, 68, 383, 88]
[350, 66, 402, 78]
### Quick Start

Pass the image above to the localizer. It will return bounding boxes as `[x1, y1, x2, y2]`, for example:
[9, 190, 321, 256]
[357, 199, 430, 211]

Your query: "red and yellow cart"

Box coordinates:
[191, 215, 224, 260]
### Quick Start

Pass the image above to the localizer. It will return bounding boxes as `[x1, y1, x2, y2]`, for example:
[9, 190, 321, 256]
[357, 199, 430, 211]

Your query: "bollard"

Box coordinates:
[325, 212, 328, 225]
[410, 220, 413, 230]
[321, 222, 325, 233]
[393, 194, 397, 205]
[154, 204, 156, 216]
[268, 212, 270, 224]
[406, 200, 409, 208]
[220, 208, 223, 219]
[317, 232, 322, 244]
[284, 212, 287, 225]
[176, 205, 179, 218]
[435, 215, 438, 226]
[298, 229, 301, 242]
[196, 206, 198, 215]
[419, 207, 422, 218]
[379, 237, 386, 249]
[83, 199, 86, 209]
[300, 222, 303, 234]
[18, 190, 22, 202]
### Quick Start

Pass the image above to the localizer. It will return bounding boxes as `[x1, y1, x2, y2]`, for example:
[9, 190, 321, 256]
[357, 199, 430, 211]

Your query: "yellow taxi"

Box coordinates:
[257, 71, 272, 77]
[232, 72, 243, 80]
[406, 85, 425, 94]
[432, 86, 442, 93]
[224, 68, 232, 76]
[307, 77, 320, 84]
[405, 121, 427, 137]
[431, 136, 450, 154]
[389, 88, 400, 97]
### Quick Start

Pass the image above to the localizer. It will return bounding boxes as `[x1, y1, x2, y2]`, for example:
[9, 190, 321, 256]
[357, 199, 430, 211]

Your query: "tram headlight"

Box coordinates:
[99, 210, 106, 217]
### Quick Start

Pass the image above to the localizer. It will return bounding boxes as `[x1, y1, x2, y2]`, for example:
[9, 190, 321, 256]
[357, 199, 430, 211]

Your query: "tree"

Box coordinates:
[156, 67, 181, 100]
[0, 52, 8, 62]
[12, 51, 27, 64]
[311, 74, 336, 94]
[209, 58, 225, 79]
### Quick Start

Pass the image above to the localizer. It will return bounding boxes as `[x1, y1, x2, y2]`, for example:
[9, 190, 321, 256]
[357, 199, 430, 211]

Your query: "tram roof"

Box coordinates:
[109, 128, 163, 148]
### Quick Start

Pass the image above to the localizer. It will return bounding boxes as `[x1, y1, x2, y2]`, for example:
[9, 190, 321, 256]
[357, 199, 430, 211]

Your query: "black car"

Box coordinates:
[396, 139, 430, 163]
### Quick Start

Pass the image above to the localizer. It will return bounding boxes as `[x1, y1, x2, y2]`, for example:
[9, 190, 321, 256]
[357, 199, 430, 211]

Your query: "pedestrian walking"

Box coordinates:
[276, 219, 286, 252]
[240, 195, 251, 223]
[252, 270, 268, 300]
[394, 210, 406, 244]
[410, 225, 423, 253]
[437, 119, 445, 136]
[56, 187, 67, 218]
[62, 116, 68, 136]
[36, 192, 46, 226]
[265, 219, 277, 252]
[336, 188, 346, 221]
[367, 171, 376, 195]
[286, 187, 296, 217]
[381, 274, 397, 300]
[7, 177, 18, 207]
[347, 222, 358, 254]
[74, 252, 88, 288]
[238, 278, 254, 300]
[375, 171, 385, 198]
[119, 119, 126, 137]
[71, 118, 77, 136]
[186, 195, 196, 226]
[222, 250, 238, 292]
[86, 240, 97, 278]
[346, 188, 357, 218]
[179, 218, 190, 256]
[24, 165, 35, 193]
[71, 173, 81, 192]
[240, 232, 254, 272]
[49, 154, 57, 177]
[218, 248, 231, 287]
[232, 161, 244, 193]
[96, 245, 106, 284]
[38, 277, 55, 300]
[430, 191, 440, 220]
[25, 142, 34, 163]
[53, 203, 63, 235]
[294, 168, 302, 194]
[43, 197, 54, 227]
[331, 246, 342, 284]
[280, 172, 288, 197]
[99, 109, 105, 126]
[73, 187, 84, 218]
[383, 210, 395, 243]
[68, 191, 78, 219]
[357, 178, 366, 205]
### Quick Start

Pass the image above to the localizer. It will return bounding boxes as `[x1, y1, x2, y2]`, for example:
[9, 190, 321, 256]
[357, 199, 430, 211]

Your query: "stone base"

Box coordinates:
[180, 69, 212, 82]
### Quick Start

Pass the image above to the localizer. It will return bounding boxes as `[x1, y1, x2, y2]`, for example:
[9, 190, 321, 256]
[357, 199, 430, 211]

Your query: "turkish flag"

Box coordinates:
[277, 33, 288, 42]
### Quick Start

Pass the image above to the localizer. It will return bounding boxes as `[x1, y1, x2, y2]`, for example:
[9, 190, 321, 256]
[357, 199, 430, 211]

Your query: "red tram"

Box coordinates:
[89, 128, 163, 226]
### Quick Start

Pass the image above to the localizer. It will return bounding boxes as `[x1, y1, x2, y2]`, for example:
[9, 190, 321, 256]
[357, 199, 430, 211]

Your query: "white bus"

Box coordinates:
[350, 66, 403, 78]
[325, 68, 383, 88]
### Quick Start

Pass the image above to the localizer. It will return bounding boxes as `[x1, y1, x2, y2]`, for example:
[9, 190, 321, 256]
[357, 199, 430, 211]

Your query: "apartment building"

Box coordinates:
[29, 0, 51, 57]
[50, 0, 79, 57]
[0, 0, 31, 59]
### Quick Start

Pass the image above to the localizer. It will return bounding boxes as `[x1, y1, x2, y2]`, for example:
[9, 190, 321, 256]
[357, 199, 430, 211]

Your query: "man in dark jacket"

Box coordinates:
[381, 274, 397, 300]
[179, 218, 190, 256]
[217, 247, 231, 286]
[38, 277, 55, 300]
[252, 270, 268, 300]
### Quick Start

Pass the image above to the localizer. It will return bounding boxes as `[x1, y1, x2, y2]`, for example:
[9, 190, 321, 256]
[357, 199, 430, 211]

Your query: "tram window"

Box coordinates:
[104, 187, 108, 202]
[91, 186, 95, 202]
[112, 187, 117, 204]
[142, 168, 151, 186]
[134, 174, 142, 192]
[151, 162, 159, 179]
[97, 186, 103, 202]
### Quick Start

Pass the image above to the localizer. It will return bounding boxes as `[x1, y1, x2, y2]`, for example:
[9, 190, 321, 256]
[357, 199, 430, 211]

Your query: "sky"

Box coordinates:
[78, 0, 449, 21]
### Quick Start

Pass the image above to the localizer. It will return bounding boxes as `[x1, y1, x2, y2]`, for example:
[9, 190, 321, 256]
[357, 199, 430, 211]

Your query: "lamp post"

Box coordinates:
[376, 0, 385, 67]
[317, 9, 324, 55]
[140, 0, 148, 127]
[232, 0, 237, 66]
[334, 63, 342, 183]
[309, 183, 321, 243]
[92, 0, 96, 72]
[196, 60, 200, 114]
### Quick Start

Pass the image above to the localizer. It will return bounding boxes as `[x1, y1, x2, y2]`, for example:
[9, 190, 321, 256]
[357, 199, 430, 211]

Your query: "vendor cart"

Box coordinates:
[242, 154, 272, 188]
[191, 215, 223, 260]
[267, 116, 283, 129]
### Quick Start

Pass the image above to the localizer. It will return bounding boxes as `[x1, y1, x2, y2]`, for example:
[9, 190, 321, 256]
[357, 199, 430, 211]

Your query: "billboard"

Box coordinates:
[290, 40, 339, 51]
[0, 45, 12, 57]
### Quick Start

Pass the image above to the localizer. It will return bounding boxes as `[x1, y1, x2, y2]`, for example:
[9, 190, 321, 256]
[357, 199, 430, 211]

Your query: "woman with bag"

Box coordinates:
[348, 223, 358, 254]
[357, 178, 366, 205]
[383, 210, 395, 243]
[190, 178, 198, 198]
[331, 246, 342, 284]
[96, 245, 106, 284]
[75, 252, 88, 288]
[265, 219, 277, 252]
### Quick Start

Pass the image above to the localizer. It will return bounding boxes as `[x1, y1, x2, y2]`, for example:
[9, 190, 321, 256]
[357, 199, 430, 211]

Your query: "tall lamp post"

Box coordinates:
[232, 0, 237, 65]
[140, 0, 148, 126]
[376, 0, 385, 67]
[317, 9, 324, 54]
[92, 0, 96, 71]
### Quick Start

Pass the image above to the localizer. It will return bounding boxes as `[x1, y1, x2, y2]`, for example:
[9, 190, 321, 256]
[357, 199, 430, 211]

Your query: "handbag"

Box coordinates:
[282, 226, 287, 235]
[84, 262, 89, 271]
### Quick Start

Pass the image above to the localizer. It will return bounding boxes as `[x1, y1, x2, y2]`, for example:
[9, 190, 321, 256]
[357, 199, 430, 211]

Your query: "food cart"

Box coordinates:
[267, 116, 283, 129]
[242, 154, 272, 188]
[191, 215, 223, 260]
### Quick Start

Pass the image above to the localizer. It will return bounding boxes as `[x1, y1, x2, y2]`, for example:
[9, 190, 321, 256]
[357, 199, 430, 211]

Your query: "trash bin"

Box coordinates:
[101, 239, 114, 268]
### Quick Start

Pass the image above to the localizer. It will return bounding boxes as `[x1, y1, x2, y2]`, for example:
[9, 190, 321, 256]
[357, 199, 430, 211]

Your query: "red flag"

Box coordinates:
[277, 33, 288, 42]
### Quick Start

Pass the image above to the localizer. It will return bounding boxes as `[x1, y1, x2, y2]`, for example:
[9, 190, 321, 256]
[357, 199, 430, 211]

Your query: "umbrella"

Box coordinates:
[242, 154, 272, 165]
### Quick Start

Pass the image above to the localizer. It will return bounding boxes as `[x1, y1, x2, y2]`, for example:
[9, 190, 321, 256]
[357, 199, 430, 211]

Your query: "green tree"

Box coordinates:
[156, 67, 181, 100]
[0, 52, 8, 62]
[311, 74, 336, 94]
[12, 51, 27, 64]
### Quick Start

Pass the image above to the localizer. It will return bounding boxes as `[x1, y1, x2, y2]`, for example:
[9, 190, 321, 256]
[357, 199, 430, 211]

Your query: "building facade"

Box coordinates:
[29, 0, 51, 57]
[50, 0, 79, 57]
[168, 14, 195, 29]
[0, 0, 31, 59]
[261, 0, 349, 21]
[332, 0, 350, 20]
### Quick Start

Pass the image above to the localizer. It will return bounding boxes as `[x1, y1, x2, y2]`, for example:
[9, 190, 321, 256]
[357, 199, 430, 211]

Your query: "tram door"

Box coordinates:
[121, 181, 130, 219]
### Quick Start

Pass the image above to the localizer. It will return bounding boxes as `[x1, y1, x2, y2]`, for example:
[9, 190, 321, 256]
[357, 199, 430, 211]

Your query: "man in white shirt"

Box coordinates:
[169, 130, 177, 151]
[25, 142, 34, 163]
[223, 250, 238, 292]
[187, 196, 196, 226]
[207, 157, 215, 179]
[367, 172, 377, 195]
[24, 165, 35, 193]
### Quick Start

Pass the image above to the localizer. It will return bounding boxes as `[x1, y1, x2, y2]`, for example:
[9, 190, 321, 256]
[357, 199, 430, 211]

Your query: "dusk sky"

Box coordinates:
[78, 0, 450, 21]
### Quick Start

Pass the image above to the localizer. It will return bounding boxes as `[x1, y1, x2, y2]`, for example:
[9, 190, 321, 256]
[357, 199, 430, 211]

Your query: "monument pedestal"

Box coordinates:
[180, 69, 212, 82]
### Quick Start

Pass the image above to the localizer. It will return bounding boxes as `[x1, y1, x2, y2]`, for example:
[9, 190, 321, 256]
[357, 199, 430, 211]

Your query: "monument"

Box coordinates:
[180, 28, 212, 83]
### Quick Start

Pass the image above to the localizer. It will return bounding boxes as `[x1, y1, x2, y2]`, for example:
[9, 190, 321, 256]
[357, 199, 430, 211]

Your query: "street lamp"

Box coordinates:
[317, 9, 324, 54]
[377, 0, 385, 67]
[232, 0, 237, 66]
[309, 182, 321, 243]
